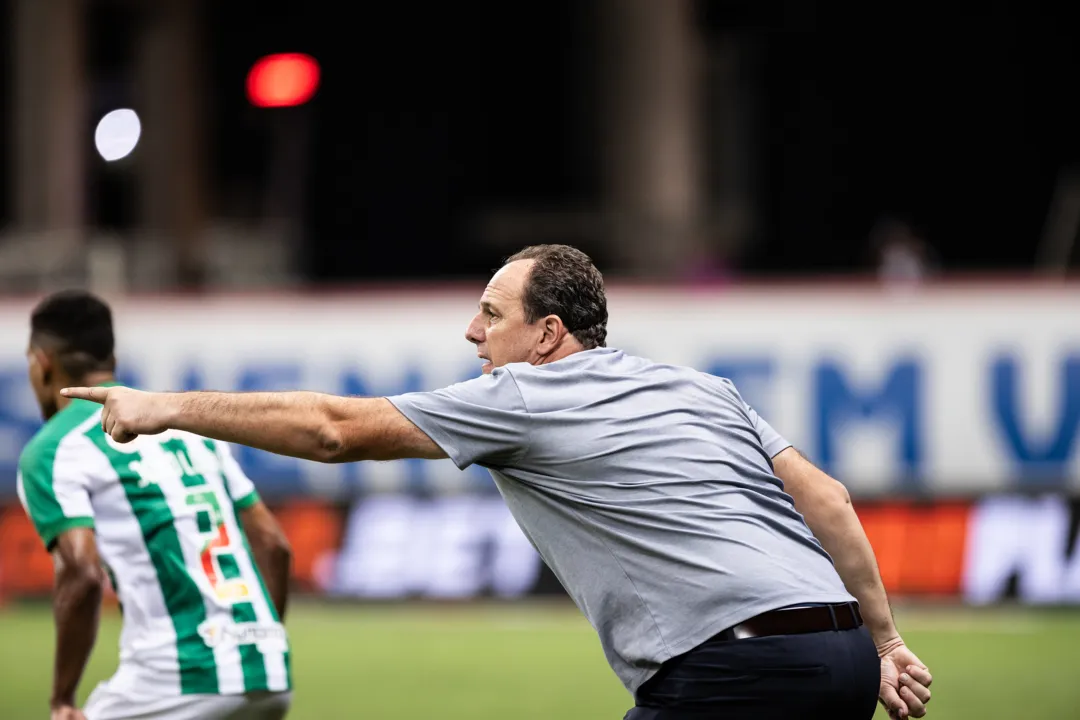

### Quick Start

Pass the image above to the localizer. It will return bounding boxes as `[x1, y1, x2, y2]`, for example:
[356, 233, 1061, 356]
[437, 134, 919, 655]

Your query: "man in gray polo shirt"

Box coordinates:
[65, 244, 933, 720]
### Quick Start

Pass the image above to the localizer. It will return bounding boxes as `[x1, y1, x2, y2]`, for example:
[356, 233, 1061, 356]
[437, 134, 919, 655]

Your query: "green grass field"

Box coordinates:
[0, 600, 1076, 719]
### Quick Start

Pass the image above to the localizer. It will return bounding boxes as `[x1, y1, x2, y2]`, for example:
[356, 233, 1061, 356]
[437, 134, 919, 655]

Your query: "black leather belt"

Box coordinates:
[714, 601, 863, 642]
[636, 602, 866, 700]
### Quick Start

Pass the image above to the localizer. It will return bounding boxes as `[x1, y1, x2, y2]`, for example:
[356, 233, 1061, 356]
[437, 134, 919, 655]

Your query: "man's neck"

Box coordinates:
[535, 338, 588, 367]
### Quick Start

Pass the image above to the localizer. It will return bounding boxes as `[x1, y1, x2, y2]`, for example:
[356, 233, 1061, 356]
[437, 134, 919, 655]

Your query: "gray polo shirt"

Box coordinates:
[387, 347, 854, 693]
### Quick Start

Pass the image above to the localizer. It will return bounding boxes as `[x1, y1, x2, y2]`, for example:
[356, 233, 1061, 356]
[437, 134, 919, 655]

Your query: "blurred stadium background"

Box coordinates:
[2, 1, 1080, 718]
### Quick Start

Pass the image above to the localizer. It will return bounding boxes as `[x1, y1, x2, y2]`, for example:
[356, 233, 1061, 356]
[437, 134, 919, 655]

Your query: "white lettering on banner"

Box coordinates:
[326, 495, 542, 599]
[1, 287, 1080, 495]
[963, 495, 1080, 604]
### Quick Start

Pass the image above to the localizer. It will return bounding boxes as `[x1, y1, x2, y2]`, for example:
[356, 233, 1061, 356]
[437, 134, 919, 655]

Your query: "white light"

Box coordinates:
[94, 109, 142, 161]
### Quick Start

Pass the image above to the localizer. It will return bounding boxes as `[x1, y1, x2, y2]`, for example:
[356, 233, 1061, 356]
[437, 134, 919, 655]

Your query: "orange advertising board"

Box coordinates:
[2, 495, 1076, 605]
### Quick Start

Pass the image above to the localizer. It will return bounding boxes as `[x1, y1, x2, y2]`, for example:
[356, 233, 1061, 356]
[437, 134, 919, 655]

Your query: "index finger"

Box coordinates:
[60, 387, 107, 403]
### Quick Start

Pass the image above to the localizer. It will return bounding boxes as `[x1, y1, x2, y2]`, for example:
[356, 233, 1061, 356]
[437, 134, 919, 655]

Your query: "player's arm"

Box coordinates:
[164, 393, 445, 463]
[772, 447, 932, 719]
[771, 447, 896, 642]
[50, 528, 105, 714]
[65, 374, 529, 471]
[17, 449, 101, 718]
[239, 501, 292, 620]
[62, 386, 447, 463]
[730, 383, 900, 649]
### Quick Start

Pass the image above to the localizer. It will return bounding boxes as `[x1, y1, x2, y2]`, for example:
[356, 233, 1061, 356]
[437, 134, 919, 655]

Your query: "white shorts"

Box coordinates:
[84, 684, 292, 720]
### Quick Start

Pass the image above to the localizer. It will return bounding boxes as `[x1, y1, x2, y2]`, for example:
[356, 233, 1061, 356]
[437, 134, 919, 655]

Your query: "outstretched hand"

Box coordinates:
[61, 386, 173, 443]
[877, 638, 932, 718]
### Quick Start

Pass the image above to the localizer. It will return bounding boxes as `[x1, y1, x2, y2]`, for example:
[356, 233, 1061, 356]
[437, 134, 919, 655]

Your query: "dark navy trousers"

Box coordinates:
[624, 626, 880, 720]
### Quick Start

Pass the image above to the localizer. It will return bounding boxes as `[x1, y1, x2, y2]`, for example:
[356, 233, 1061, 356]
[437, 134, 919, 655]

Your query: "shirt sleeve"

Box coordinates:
[386, 368, 531, 470]
[717, 377, 792, 458]
[210, 440, 261, 509]
[743, 402, 792, 459]
[17, 442, 95, 551]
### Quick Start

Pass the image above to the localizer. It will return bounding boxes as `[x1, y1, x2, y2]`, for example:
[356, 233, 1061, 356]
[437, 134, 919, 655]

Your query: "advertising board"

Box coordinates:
[1, 283, 1078, 497]
[2, 493, 1077, 604]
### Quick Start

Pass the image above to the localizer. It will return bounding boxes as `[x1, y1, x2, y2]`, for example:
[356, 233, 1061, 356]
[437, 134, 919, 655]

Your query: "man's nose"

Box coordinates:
[465, 315, 484, 344]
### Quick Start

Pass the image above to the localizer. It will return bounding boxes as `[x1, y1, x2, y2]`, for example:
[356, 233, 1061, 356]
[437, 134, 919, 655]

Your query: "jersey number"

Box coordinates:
[157, 440, 251, 604]
[123, 439, 252, 604]
[185, 489, 250, 603]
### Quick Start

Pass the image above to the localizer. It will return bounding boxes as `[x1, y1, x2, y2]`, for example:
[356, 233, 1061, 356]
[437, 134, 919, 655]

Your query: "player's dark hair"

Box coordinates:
[504, 244, 608, 350]
[30, 289, 116, 380]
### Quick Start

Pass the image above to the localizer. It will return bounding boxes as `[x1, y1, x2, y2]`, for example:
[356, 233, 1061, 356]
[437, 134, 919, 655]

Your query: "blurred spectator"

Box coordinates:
[683, 249, 736, 286]
[868, 216, 938, 285]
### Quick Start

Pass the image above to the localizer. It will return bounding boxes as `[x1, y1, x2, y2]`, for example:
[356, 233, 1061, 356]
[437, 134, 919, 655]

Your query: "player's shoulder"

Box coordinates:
[19, 400, 102, 478]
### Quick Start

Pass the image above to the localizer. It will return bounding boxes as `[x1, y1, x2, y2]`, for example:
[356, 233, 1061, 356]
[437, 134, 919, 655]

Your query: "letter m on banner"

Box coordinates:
[814, 359, 923, 487]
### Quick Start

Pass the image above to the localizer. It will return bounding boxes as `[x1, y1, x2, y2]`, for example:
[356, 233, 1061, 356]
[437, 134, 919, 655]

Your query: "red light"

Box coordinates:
[246, 53, 320, 108]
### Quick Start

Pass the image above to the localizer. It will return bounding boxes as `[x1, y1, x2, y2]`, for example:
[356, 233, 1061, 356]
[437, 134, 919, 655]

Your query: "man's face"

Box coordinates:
[465, 260, 544, 374]
[26, 347, 57, 421]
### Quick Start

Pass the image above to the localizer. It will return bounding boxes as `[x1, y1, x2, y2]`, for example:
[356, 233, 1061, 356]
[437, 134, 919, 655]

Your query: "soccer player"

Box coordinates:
[67, 245, 934, 719]
[18, 291, 293, 720]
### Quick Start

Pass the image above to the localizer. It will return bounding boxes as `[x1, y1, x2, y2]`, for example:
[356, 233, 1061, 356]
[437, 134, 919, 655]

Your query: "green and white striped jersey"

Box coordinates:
[16, 385, 292, 700]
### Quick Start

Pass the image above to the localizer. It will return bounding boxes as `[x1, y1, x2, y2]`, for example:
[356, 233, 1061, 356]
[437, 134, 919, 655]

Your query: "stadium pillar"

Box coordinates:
[10, 0, 86, 250]
[134, 0, 208, 290]
[598, 0, 704, 278]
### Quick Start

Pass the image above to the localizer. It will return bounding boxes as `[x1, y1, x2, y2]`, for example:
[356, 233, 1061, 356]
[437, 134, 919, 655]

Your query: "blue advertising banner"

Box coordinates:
[1, 283, 1079, 497]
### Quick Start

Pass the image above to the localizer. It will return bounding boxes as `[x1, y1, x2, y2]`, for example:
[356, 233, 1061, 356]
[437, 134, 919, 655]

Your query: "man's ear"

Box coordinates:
[538, 315, 567, 353]
[30, 348, 54, 384]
